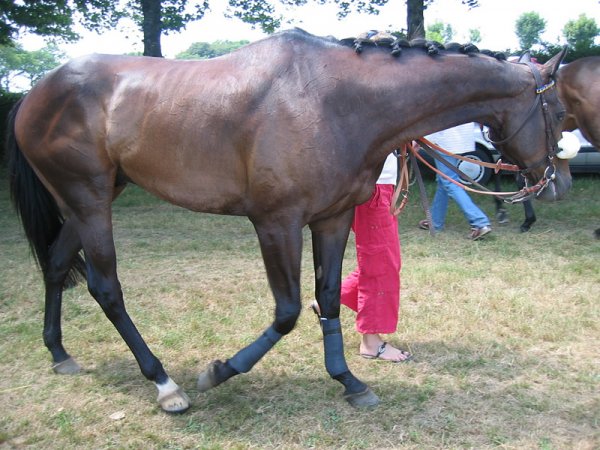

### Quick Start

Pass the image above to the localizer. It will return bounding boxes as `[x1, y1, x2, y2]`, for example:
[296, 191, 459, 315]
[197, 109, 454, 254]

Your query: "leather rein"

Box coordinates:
[391, 62, 561, 217]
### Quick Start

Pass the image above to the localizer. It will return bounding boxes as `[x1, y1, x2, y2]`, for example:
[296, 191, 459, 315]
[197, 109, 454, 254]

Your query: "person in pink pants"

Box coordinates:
[340, 153, 412, 363]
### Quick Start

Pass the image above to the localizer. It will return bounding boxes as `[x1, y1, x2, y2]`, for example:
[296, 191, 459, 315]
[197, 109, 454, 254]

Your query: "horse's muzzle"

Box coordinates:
[536, 168, 572, 201]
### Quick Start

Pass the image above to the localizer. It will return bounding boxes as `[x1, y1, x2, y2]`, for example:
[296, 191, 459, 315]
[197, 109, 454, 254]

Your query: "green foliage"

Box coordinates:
[563, 14, 600, 53]
[512, 11, 599, 62]
[123, 0, 209, 35]
[175, 40, 250, 59]
[515, 11, 546, 50]
[0, 0, 125, 46]
[0, 44, 64, 91]
[0, 89, 24, 159]
[426, 21, 453, 43]
[468, 28, 481, 44]
[227, 0, 282, 33]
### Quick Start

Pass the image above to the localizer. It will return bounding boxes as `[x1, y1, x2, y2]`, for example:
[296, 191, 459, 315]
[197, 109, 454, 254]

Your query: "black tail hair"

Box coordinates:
[6, 98, 86, 288]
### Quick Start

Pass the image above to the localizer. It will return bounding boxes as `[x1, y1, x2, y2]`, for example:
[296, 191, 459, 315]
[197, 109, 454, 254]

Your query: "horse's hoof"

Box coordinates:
[496, 209, 509, 224]
[157, 387, 191, 414]
[344, 387, 380, 408]
[52, 357, 81, 375]
[197, 361, 220, 393]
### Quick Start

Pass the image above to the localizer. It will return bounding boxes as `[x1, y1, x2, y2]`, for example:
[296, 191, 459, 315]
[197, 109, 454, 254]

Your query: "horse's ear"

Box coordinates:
[518, 51, 531, 63]
[544, 46, 568, 77]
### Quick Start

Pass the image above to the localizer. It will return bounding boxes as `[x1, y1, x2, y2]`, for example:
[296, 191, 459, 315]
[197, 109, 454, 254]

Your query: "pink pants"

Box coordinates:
[341, 184, 401, 334]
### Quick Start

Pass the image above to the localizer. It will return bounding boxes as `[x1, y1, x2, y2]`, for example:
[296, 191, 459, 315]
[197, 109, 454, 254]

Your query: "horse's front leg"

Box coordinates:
[517, 174, 537, 232]
[197, 216, 303, 392]
[309, 211, 379, 408]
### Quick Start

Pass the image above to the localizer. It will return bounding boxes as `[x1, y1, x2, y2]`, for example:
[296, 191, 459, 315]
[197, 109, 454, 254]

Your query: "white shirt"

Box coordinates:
[377, 153, 398, 185]
[426, 123, 475, 154]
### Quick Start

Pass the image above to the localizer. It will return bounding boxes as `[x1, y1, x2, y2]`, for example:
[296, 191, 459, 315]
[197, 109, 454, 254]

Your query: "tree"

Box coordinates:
[175, 40, 249, 59]
[0, 43, 64, 91]
[0, 1, 123, 46]
[426, 21, 453, 43]
[406, 0, 425, 39]
[515, 11, 546, 50]
[468, 28, 481, 44]
[4, 0, 485, 61]
[563, 14, 599, 53]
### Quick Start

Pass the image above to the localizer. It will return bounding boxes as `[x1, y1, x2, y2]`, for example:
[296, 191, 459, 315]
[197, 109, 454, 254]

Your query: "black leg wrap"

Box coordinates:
[227, 325, 282, 374]
[321, 318, 350, 377]
[197, 359, 239, 393]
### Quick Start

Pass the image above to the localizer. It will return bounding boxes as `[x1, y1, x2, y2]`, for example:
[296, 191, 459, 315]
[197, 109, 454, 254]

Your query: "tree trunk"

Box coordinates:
[141, 0, 163, 57]
[406, 0, 425, 41]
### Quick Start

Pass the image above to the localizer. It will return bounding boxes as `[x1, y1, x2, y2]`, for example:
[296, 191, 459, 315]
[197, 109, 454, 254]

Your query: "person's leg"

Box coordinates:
[435, 154, 491, 229]
[352, 185, 410, 362]
[430, 175, 450, 231]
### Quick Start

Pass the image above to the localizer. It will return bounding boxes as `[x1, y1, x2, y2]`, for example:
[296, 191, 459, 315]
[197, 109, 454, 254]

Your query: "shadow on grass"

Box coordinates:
[80, 338, 596, 448]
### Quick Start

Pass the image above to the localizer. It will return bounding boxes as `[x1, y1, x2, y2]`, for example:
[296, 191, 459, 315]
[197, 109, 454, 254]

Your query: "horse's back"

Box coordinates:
[12, 32, 348, 216]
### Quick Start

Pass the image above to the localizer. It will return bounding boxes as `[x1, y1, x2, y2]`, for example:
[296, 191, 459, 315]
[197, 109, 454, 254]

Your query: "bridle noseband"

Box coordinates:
[484, 62, 563, 199]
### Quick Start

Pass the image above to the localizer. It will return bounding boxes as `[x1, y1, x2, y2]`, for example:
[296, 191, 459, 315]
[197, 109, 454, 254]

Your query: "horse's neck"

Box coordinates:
[367, 54, 532, 138]
[350, 52, 528, 160]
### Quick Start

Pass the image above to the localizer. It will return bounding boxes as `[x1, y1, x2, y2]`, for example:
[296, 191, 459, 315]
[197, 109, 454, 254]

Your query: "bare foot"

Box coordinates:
[360, 334, 412, 362]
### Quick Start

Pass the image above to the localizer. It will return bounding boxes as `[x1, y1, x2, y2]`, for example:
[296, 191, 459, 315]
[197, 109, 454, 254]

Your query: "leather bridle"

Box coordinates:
[390, 64, 566, 216]
[483, 61, 564, 198]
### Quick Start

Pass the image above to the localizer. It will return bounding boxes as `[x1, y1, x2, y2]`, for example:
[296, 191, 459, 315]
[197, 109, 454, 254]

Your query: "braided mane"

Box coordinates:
[338, 30, 507, 60]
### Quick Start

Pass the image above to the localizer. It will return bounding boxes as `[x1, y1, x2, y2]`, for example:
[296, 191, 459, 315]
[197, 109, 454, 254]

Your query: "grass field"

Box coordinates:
[1, 169, 599, 449]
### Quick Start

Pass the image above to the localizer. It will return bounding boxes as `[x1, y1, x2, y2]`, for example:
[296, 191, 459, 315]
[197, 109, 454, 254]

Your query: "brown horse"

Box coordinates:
[7, 29, 568, 413]
[559, 56, 600, 145]
[494, 56, 600, 234]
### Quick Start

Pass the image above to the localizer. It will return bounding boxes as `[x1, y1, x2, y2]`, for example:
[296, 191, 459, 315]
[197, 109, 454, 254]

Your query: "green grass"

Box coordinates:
[1, 169, 599, 449]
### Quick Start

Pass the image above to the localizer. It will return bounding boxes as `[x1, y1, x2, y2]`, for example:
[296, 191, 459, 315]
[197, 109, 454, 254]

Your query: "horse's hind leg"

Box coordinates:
[44, 219, 84, 374]
[71, 202, 190, 413]
[197, 217, 303, 392]
[309, 212, 379, 408]
[45, 186, 127, 374]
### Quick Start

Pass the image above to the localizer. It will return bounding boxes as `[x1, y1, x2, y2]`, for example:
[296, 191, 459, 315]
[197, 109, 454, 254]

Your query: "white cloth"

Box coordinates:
[377, 153, 398, 185]
[426, 123, 475, 154]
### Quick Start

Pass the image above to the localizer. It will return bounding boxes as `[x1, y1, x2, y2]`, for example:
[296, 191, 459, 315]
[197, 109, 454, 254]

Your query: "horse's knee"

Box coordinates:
[274, 303, 302, 335]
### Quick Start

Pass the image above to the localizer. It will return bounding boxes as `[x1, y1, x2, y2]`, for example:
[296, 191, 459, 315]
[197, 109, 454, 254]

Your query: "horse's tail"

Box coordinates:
[6, 98, 86, 288]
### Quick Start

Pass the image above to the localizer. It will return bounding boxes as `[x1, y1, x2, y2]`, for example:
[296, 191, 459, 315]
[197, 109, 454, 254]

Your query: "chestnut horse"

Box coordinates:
[7, 29, 569, 413]
[494, 55, 600, 234]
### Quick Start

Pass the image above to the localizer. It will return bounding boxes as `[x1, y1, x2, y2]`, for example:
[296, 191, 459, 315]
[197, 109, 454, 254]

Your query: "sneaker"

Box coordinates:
[418, 219, 429, 230]
[469, 225, 492, 240]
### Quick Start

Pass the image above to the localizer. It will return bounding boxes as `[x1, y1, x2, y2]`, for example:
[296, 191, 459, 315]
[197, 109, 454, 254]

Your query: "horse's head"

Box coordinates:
[488, 48, 570, 201]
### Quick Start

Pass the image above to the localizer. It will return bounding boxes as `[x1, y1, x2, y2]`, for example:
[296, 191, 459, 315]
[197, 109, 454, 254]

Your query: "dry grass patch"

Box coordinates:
[1, 171, 599, 449]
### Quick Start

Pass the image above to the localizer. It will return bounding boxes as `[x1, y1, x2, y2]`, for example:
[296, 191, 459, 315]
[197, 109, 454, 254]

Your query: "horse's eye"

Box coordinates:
[557, 110, 566, 121]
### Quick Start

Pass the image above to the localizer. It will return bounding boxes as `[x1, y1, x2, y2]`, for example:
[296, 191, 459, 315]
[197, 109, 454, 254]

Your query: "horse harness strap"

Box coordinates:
[390, 145, 410, 216]
[419, 137, 519, 173]
[389, 128, 563, 216]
